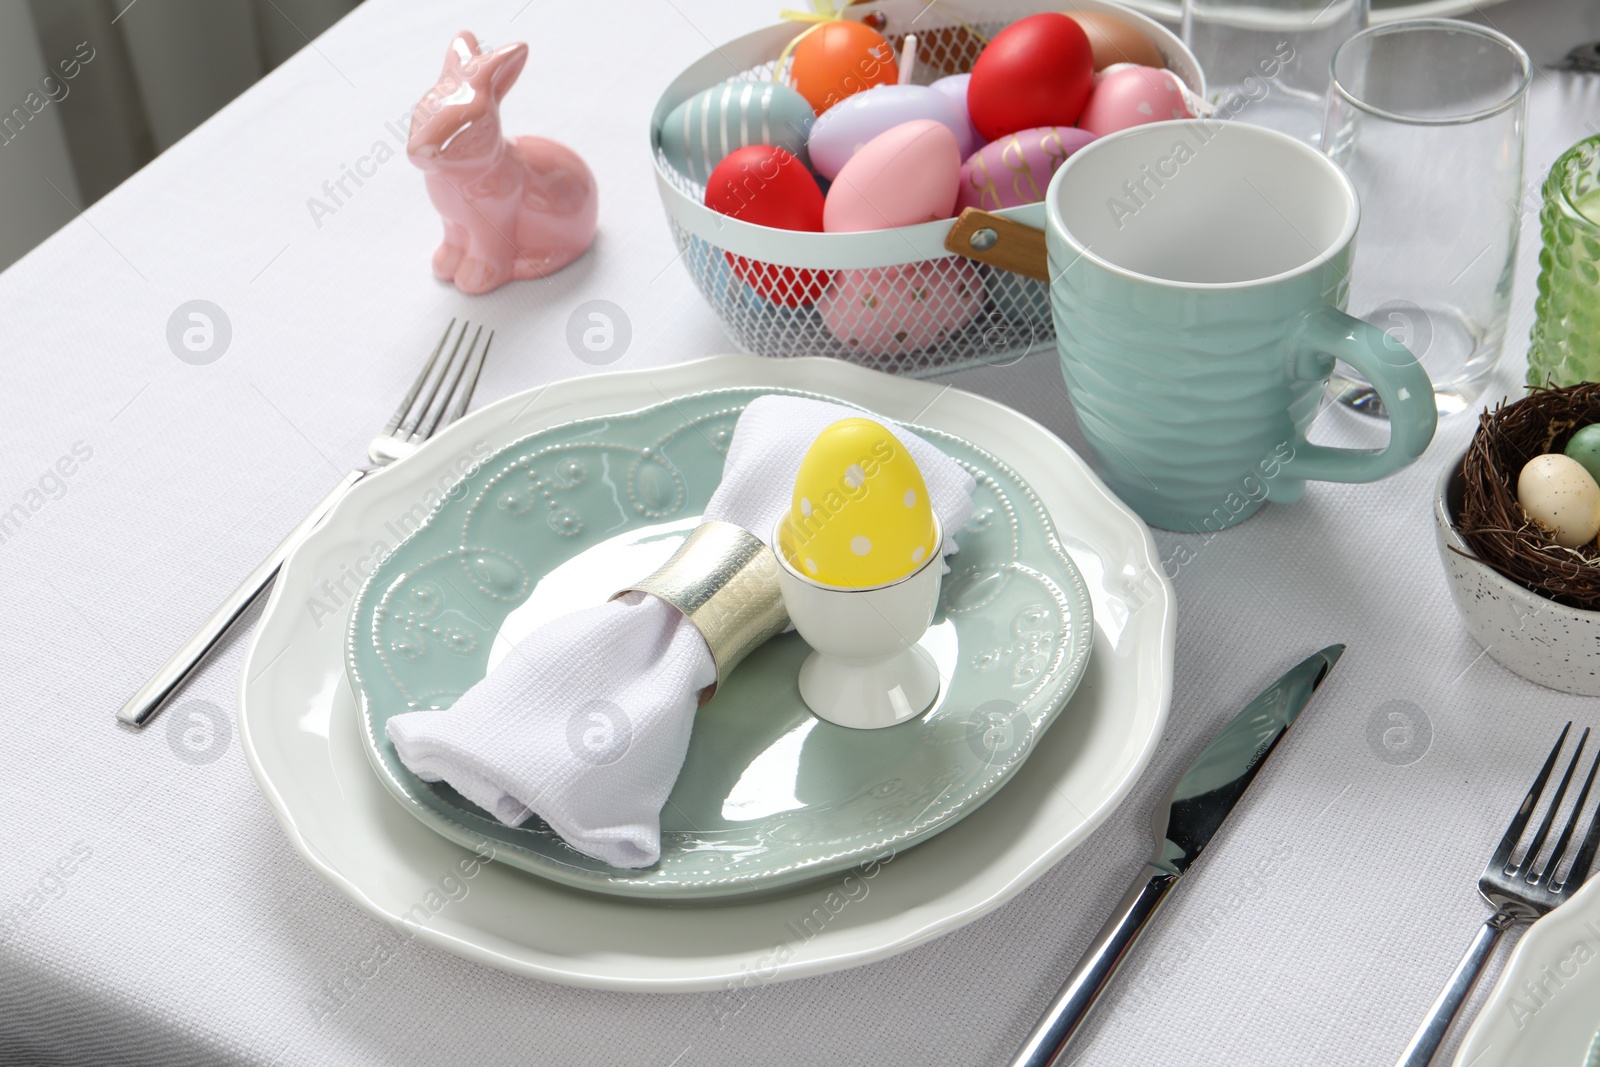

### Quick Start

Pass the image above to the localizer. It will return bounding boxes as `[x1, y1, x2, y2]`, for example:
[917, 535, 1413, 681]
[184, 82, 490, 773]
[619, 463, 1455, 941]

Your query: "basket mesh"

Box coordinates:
[657, 16, 1057, 377]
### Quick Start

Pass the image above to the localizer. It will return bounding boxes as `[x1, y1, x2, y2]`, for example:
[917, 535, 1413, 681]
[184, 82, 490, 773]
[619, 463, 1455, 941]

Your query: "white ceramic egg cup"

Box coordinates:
[773, 516, 944, 730]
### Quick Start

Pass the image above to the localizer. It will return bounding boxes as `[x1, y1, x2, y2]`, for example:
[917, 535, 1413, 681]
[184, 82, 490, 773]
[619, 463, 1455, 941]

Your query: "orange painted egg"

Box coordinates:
[789, 21, 900, 115]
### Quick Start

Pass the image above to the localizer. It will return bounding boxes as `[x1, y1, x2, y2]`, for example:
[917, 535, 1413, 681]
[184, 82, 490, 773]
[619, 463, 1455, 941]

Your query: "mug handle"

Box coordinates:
[1276, 307, 1438, 484]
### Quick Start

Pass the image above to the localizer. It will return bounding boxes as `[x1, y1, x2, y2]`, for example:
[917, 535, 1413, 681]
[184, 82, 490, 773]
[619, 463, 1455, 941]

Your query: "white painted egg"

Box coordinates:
[1518, 453, 1600, 548]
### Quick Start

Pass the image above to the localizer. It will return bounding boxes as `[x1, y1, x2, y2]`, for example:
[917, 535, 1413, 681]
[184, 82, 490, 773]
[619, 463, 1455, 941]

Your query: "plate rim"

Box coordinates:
[1453, 869, 1600, 1065]
[238, 354, 1176, 991]
[341, 384, 1097, 899]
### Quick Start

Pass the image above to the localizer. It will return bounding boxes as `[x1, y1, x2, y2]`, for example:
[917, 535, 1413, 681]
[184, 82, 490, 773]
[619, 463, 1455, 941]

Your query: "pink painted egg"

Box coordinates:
[818, 260, 985, 355]
[823, 120, 960, 232]
[1077, 65, 1193, 137]
[957, 125, 1096, 211]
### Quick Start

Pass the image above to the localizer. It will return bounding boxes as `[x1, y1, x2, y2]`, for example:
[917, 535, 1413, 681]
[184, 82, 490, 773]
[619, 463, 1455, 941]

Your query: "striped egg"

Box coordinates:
[659, 81, 815, 185]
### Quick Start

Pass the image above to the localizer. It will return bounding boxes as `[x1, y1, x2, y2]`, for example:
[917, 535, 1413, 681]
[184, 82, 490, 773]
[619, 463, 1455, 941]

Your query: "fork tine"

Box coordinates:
[1490, 721, 1572, 872]
[442, 330, 491, 427]
[1546, 738, 1600, 890]
[416, 325, 483, 441]
[1564, 749, 1600, 890]
[402, 321, 470, 438]
[1524, 727, 1589, 884]
[385, 318, 455, 436]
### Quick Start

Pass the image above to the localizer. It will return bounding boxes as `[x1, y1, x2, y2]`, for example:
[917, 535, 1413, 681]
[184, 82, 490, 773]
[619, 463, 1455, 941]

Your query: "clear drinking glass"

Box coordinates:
[1322, 20, 1531, 417]
[1527, 135, 1600, 388]
[1183, 0, 1366, 147]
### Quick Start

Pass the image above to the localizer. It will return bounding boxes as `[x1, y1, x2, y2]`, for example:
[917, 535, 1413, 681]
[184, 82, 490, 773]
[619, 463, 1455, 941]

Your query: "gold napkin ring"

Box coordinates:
[613, 520, 789, 702]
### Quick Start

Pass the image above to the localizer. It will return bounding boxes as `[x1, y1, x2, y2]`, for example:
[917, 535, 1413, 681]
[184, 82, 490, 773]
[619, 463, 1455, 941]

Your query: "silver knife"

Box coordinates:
[1008, 644, 1346, 1067]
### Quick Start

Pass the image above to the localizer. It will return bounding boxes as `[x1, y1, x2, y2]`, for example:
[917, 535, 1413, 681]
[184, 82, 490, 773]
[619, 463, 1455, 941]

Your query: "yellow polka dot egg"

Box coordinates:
[778, 417, 939, 588]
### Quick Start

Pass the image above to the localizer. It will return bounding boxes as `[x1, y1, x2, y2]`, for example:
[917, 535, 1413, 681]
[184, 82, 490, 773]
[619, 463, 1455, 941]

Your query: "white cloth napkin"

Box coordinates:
[385, 395, 976, 868]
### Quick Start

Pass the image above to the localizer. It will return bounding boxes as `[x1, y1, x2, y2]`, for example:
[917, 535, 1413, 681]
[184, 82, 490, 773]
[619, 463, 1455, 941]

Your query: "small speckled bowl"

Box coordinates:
[1435, 449, 1600, 696]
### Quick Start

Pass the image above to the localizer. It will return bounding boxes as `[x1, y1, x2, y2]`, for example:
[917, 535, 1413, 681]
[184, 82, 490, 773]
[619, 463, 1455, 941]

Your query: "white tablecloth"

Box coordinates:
[3, 2, 1599, 1064]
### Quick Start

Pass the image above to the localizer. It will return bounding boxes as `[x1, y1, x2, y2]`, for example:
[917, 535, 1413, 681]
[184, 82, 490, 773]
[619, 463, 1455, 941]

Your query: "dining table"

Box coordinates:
[4, 0, 1600, 1064]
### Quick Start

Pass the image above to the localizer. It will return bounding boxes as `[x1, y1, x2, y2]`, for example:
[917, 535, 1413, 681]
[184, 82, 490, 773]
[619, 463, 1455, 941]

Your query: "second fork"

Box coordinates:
[116, 320, 490, 728]
[1397, 722, 1600, 1066]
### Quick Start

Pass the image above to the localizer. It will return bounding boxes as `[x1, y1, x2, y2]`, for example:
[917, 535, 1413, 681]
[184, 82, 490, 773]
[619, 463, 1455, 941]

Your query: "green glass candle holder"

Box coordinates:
[1528, 134, 1600, 388]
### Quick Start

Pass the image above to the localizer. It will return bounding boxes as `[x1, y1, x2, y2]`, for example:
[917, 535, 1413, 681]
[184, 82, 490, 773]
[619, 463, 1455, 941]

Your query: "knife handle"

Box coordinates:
[1008, 865, 1179, 1067]
[116, 469, 368, 728]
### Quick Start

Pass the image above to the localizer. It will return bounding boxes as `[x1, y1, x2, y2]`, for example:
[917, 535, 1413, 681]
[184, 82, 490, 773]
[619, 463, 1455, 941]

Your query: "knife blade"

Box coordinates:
[1008, 644, 1346, 1067]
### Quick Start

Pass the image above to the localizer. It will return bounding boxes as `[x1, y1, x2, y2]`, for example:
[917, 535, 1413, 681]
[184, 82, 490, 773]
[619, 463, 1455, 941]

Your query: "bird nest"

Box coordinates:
[1457, 383, 1600, 611]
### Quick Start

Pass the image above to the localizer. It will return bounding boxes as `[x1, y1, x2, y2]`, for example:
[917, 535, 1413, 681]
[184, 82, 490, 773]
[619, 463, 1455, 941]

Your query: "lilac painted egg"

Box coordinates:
[818, 260, 985, 355]
[808, 84, 975, 180]
[1077, 65, 1192, 137]
[929, 74, 986, 157]
[957, 126, 1096, 211]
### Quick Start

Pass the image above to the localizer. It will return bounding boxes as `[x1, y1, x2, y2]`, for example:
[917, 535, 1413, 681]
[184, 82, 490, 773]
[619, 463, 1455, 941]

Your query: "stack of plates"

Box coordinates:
[239, 355, 1175, 991]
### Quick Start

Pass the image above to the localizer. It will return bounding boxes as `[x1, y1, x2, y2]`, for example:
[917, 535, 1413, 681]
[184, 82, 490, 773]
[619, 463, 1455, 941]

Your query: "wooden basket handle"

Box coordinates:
[943, 208, 1050, 282]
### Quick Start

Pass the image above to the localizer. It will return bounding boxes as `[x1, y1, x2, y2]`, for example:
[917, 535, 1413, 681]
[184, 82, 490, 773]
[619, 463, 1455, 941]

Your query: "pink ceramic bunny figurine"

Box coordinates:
[408, 31, 598, 295]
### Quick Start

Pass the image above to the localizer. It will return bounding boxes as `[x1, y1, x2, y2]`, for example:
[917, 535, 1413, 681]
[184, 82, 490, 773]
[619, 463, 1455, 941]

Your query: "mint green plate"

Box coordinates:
[345, 387, 1092, 901]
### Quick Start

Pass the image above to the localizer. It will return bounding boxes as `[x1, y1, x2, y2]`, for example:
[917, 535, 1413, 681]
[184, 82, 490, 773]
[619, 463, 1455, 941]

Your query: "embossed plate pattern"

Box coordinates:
[239, 355, 1173, 989]
[345, 387, 1094, 900]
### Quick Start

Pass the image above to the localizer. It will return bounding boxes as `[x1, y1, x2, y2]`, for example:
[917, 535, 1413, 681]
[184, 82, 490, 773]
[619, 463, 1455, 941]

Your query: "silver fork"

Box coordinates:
[117, 319, 492, 728]
[1397, 722, 1600, 1066]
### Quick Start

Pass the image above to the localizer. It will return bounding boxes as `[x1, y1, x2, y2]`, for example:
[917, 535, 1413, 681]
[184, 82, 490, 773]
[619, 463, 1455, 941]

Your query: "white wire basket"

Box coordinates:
[651, 0, 1205, 377]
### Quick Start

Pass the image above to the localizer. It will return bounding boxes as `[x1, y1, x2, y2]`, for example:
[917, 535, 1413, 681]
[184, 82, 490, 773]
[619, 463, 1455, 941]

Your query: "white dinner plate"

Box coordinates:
[238, 355, 1175, 991]
[1455, 873, 1600, 1066]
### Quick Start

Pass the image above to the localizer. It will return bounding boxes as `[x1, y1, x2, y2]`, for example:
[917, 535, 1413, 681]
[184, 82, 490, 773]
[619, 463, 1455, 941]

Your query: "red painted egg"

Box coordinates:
[704, 145, 824, 230]
[789, 21, 899, 115]
[703, 145, 831, 306]
[966, 14, 1094, 141]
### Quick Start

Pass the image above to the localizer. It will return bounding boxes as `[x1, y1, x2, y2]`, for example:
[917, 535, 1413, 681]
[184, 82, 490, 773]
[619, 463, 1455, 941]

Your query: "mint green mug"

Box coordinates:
[1045, 120, 1437, 532]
